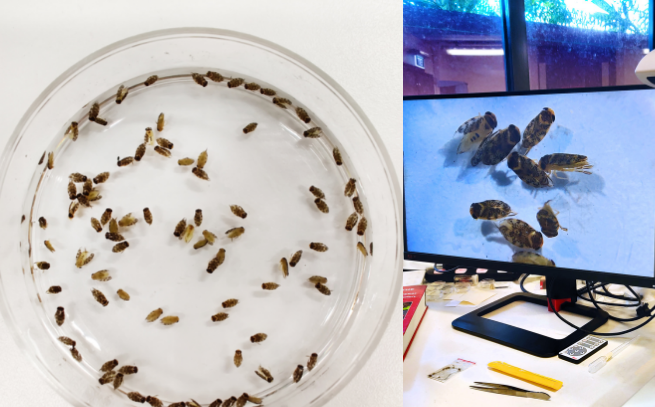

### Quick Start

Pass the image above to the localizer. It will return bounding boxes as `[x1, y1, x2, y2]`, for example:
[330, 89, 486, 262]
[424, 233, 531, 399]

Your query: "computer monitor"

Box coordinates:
[404, 85, 655, 356]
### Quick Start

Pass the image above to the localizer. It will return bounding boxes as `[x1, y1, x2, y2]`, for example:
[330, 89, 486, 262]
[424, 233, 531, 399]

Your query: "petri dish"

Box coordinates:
[0, 28, 401, 407]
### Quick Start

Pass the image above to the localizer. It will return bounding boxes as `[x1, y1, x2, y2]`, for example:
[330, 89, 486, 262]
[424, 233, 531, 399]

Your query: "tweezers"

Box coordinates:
[470, 382, 551, 401]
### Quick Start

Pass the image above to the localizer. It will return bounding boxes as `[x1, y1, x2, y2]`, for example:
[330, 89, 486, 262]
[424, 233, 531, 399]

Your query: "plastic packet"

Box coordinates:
[428, 358, 476, 383]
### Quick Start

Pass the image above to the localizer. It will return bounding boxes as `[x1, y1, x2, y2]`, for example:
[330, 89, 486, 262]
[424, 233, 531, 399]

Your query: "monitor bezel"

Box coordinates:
[403, 84, 655, 289]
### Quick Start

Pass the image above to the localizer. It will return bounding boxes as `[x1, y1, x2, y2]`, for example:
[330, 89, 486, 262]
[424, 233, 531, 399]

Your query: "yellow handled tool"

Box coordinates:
[488, 361, 563, 392]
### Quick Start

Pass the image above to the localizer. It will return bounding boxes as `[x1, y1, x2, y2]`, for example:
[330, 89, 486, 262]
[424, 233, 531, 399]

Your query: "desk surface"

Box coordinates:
[403, 282, 655, 407]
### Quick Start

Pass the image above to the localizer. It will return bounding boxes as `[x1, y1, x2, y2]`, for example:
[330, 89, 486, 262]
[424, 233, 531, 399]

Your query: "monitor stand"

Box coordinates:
[451, 277, 609, 358]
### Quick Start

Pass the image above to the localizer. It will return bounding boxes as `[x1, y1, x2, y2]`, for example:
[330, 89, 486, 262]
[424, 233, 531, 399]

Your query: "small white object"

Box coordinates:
[589, 336, 640, 374]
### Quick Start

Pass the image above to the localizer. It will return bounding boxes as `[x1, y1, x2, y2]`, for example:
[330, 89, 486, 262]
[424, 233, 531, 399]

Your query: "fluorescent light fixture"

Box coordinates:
[446, 48, 504, 56]
[644, 48, 650, 55]
[565, 0, 608, 15]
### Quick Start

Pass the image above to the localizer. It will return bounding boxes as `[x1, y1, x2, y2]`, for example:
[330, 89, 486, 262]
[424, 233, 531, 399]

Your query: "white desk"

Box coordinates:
[403, 282, 655, 407]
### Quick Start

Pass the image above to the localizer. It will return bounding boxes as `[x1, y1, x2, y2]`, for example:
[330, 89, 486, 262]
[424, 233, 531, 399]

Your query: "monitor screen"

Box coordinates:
[404, 87, 655, 281]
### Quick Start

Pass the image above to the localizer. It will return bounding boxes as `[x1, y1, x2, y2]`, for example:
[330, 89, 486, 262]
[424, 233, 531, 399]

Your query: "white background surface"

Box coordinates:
[0, 1, 402, 406]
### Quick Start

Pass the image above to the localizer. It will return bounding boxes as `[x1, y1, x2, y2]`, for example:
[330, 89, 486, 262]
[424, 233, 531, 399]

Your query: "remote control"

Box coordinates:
[558, 335, 608, 364]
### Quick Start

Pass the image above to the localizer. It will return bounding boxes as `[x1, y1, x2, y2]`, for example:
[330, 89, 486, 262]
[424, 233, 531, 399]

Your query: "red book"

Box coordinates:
[403, 284, 427, 360]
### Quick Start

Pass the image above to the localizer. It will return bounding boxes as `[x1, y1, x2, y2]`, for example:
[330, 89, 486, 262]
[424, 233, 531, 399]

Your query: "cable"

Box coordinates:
[582, 281, 645, 323]
[518, 273, 546, 297]
[577, 282, 642, 305]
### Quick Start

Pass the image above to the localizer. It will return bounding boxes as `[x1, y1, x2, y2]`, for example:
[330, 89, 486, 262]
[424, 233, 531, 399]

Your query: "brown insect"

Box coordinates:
[105, 232, 125, 242]
[44, 240, 55, 252]
[309, 186, 325, 199]
[69, 172, 87, 182]
[197, 150, 208, 169]
[187, 400, 202, 407]
[303, 127, 321, 138]
[77, 194, 91, 208]
[94, 172, 110, 184]
[98, 371, 116, 385]
[344, 178, 356, 197]
[230, 205, 247, 219]
[113, 373, 124, 389]
[71, 347, 83, 362]
[118, 365, 138, 375]
[315, 282, 331, 295]
[116, 85, 129, 104]
[243, 122, 258, 134]
[345, 212, 358, 231]
[58, 336, 75, 347]
[273, 97, 292, 107]
[357, 242, 369, 256]
[260, 88, 276, 96]
[109, 218, 119, 234]
[146, 396, 163, 407]
[290, 250, 302, 267]
[47, 152, 54, 170]
[262, 282, 280, 290]
[226, 227, 245, 240]
[194, 209, 203, 226]
[192, 73, 208, 87]
[222, 397, 237, 407]
[507, 152, 552, 188]
[156, 137, 174, 149]
[498, 218, 544, 250]
[470, 125, 521, 167]
[370, 242, 373, 255]
[174, 218, 186, 238]
[211, 312, 228, 322]
[512, 251, 556, 267]
[521, 108, 556, 154]
[92, 288, 109, 306]
[314, 198, 329, 213]
[193, 239, 208, 250]
[161, 316, 179, 325]
[536, 200, 567, 238]
[293, 365, 304, 383]
[308, 276, 327, 284]
[36, 261, 50, 270]
[206, 71, 224, 82]
[353, 196, 364, 214]
[234, 350, 243, 367]
[236, 394, 249, 407]
[203, 230, 217, 245]
[178, 157, 194, 166]
[21, 214, 25, 223]
[38, 216, 47, 229]
[91, 270, 111, 282]
[309, 242, 328, 252]
[66, 122, 79, 141]
[112, 242, 129, 253]
[539, 153, 593, 176]
[209, 399, 224, 407]
[134, 143, 146, 161]
[251, 333, 268, 343]
[256, 365, 274, 382]
[144, 75, 158, 86]
[47, 286, 62, 294]
[89, 102, 100, 121]
[88, 189, 102, 201]
[192, 167, 209, 180]
[38, 152, 45, 165]
[118, 213, 138, 227]
[246, 394, 263, 404]
[227, 78, 245, 88]
[100, 359, 118, 372]
[144, 127, 155, 145]
[280, 257, 289, 278]
[333, 147, 343, 166]
[469, 200, 517, 220]
[100, 208, 112, 225]
[143, 207, 153, 225]
[82, 179, 92, 196]
[117, 289, 130, 301]
[68, 201, 80, 219]
[296, 107, 311, 123]
[357, 216, 368, 236]
[183, 224, 195, 243]
[146, 308, 163, 322]
[222, 298, 239, 308]
[170, 402, 188, 407]
[117, 157, 134, 167]
[91, 217, 102, 232]
[244, 82, 261, 91]
[128, 392, 147, 403]
[154, 146, 171, 157]
[207, 248, 226, 273]
[55, 307, 65, 326]
[308, 353, 318, 371]
[156, 112, 165, 131]
[66, 182, 77, 200]
[75, 248, 94, 268]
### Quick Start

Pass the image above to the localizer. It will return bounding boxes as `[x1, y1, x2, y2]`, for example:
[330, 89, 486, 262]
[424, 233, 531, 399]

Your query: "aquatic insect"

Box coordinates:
[178, 157, 194, 166]
[536, 200, 567, 238]
[47, 152, 54, 170]
[290, 250, 302, 267]
[226, 227, 245, 240]
[144, 75, 158, 86]
[206, 71, 224, 82]
[243, 122, 258, 134]
[36, 261, 50, 270]
[207, 248, 226, 273]
[310, 242, 328, 252]
[113, 373, 124, 389]
[134, 143, 146, 161]
[98, 370, 116, 385]
[156, 137, 174, 149]
[88, 189, 102, 201]
[345, 212, 358, 231]
[296, 107, 311, 123]
[357, 242, 368, 256]
[55, 307, 65, 326]
[44, 240, 55, 252]
[227, 78, 245, 88]
[157, 113, 165, 131]
[280, 257, 289, 278]
[244, 82, 261, 91]
[183, 224, 195, 243]
[109, 218, 119, 234]
[470, 125, 521, 167]
[154, 146, 171, 157]
[144, 127, 155, 145]
[115, 85, 128, 104]
[146, 396, 163, 407]
[469, 200, 516, 220]
[314, 198, 329, 213]
[315, 282, 331, 295]
[38, 152, 45, 165]
[230, 205, 247, 219]
[507, 152, 552, 188]
[455, 112, 498, 154]
[58, 336, 75, 347]
[105, 232, 125, 242]
[293, 365, 304, 383]
[94, 172, 110, 184]
[100, 359, 119, 372]
[309, 186, 325, 199]
[539, 153, 593, 176]
[333, 147, 343, 165]
[353, 196, 364, 214]
[146, 308, 163, 322]
[69, 172, 87, 183]
[161, 316, 179, 325]
[92, 288, 109, 306]
[118, 365, 138, 375]
[128, 392, 147, 403]
[119, 213, 138, 227]
[344, 178, 356, 197]
[273, 97, 292, 108]
[203, 230, 217, 244]
[262, 282, 280, 290]
[308, 276, 327, 284]
[77, 194, 91, 208]
[117, 157, 134, 167]
[357, 216, 368, 236]
[251, 333, 268, 343]
[308, 353, 318, 371]
[143, 207, 153, 225]
[68, 202, 80, 219]
[498, 218, 543, 250]
[236, 394, 249, 407]
[38, 216, 47, 229]
[47, 286, 61, 294]
[192, 73, 208, 87]
[234, 350, 243, 367]
[303, 127, 321, 138]
[91, 270, 111, 281]
[88, 102, 100, 121]
[112, 241, 129, 253]
[71, 348, 83, 362]
[222, 298, 238, 308]
[521, 107, 555, 154]
[197, 150, 208, 169]
[255, 367, 274, 383]
[246, 394, 262, 404]
[117, 289, 130, 301]
[100, 208, 112, 225]
[192, 167, 209, 180]
[512, 251, 556, 267]
[194, 209, 203, 226]
[67, 122, 79, 141]
[194, 239, 208, 250]
[91, 217, 102, 232]
[76, 249, 94, 268]
[222, 397, 238, 407]
[174, 218, 186, 238]
[260, 88, 276, 96]
[211, 312, 228, 322]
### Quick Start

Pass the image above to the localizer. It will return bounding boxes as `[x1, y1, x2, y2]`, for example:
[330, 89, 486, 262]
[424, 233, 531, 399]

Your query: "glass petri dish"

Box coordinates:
[0, 28, 401, 407]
